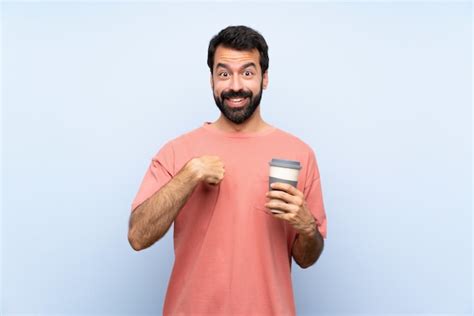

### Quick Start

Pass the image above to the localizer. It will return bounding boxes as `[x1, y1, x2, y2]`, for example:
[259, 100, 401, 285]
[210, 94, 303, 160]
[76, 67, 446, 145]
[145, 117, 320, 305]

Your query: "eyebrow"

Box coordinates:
[215, 62, 257, 71]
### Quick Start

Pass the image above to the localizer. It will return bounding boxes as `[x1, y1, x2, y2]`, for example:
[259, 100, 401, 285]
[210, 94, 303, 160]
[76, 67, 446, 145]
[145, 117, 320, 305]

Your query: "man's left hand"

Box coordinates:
[264, 182, 317, 236]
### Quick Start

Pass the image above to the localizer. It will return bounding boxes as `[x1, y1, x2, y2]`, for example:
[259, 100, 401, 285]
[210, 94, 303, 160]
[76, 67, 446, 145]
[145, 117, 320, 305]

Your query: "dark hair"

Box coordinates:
[207, 25, 269, 75]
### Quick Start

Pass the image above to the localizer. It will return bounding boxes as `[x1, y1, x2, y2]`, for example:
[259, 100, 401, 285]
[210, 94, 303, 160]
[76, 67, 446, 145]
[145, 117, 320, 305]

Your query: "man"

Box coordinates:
[128, 25, 327, 315]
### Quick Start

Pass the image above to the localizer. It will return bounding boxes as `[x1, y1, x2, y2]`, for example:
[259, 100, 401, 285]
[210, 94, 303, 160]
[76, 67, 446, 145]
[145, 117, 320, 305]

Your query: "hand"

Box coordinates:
[186, 155, 225, 185]
[264, 182, 317, 236]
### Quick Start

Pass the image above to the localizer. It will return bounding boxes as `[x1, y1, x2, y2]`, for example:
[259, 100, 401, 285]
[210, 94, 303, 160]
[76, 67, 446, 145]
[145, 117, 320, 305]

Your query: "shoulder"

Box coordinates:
[150, 126, 203, 173]
[158, 125, 203, 149]
[273, 127, 316, 156]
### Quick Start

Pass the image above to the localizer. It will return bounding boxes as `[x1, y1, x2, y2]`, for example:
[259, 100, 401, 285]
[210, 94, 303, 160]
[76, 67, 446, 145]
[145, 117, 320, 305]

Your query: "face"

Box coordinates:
[211, 46, 268, 124]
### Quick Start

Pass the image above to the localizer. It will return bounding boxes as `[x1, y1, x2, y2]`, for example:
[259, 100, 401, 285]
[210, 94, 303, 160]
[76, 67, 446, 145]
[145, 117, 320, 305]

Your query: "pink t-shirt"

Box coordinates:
[131, 122, 327, 315]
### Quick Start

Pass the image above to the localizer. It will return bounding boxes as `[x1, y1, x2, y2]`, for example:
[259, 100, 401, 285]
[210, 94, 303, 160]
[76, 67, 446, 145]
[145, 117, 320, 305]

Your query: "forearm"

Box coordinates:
[128, 162, 201, 250]
[292, 223, 324, 268]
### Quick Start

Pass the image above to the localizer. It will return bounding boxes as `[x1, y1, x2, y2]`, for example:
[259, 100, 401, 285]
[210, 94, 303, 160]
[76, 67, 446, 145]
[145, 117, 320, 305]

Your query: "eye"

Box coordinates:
[218, 72, 229, 78]
[244, 70, 253, 77]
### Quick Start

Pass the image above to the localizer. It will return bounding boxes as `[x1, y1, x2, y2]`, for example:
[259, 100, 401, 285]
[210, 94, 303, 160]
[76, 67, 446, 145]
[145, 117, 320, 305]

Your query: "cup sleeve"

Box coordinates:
[303, 149, 327, 239]
[130, 142, 175, 213]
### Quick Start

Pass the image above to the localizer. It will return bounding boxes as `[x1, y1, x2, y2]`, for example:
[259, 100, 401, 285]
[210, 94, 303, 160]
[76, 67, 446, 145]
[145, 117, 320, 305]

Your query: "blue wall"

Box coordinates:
[2, 2, 472, 315]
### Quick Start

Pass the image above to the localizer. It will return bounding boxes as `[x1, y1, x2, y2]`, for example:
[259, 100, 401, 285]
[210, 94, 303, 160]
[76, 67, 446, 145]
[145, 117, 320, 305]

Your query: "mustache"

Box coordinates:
[221, 89, 252, 100]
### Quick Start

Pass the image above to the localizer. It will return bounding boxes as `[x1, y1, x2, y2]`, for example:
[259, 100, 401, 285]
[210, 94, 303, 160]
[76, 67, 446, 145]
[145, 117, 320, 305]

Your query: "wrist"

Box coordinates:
[302, 225, 317, 238]
[301, 217, 318, 238]
[184, 159, 202, 183]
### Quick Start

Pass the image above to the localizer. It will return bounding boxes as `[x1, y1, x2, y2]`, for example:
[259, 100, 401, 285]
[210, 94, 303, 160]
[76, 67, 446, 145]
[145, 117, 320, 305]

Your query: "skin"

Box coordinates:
[209, 45, 324, 268]
[128, 161, 203, 250]
[265, 182, 324, 268]
[129, 45, 324, 268]
[210, 46, 271, 133]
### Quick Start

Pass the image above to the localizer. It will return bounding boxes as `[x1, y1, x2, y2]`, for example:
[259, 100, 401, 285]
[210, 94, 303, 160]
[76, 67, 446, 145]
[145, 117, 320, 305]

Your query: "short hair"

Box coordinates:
[207, 25, 269, 75]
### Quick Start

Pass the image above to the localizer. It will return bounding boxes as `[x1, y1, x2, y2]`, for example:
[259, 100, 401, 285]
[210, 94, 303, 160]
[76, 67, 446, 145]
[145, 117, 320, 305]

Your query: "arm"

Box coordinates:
[291, 218, 324, 269]
[128, 161, 201, 251]
[265, 182, 325, 269]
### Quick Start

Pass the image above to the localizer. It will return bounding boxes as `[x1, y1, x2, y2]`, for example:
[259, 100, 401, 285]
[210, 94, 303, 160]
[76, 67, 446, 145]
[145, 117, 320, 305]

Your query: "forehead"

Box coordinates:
[214, 46, 260, 69]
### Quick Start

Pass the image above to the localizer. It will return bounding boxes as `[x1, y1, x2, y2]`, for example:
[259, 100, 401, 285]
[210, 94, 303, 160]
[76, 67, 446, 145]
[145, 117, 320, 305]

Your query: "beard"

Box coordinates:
[213, 80, 263, 125]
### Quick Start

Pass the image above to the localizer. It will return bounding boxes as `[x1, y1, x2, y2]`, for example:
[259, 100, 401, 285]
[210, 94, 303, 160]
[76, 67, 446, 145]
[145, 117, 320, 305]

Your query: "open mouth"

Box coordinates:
[225, 97, 248, 107]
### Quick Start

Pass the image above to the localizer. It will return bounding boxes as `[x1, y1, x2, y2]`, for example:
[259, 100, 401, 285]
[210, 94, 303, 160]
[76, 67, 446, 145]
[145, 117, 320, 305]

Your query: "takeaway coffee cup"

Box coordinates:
[268, 158, 302, 214]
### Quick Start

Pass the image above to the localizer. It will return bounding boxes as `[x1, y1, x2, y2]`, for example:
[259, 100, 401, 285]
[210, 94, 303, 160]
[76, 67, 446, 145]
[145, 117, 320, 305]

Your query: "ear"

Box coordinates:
[210, 73, 213, 89]
[262, 70, 269, 90]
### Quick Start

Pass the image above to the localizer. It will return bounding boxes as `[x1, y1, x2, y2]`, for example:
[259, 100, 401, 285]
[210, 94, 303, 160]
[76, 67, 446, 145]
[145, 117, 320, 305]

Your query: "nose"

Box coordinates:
[230, 75, 243, 92]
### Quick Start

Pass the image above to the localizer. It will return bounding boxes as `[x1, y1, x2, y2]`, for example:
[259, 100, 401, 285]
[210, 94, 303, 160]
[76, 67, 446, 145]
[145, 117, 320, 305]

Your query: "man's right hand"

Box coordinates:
[186, 155, 225, 185]
[129, 155, 224, 250]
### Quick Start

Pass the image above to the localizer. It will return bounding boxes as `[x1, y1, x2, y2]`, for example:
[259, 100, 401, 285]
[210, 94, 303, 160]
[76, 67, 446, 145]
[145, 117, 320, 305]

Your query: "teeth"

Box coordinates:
[231, 98, 243, 102]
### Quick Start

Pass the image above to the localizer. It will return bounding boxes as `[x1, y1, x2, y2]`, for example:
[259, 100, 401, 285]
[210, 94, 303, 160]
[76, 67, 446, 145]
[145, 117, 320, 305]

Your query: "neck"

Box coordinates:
[213, 110, 270, 133]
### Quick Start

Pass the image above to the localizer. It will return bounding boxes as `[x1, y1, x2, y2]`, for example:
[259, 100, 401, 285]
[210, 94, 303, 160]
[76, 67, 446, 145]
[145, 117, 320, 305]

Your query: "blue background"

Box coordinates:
[1, 1, 472, 315]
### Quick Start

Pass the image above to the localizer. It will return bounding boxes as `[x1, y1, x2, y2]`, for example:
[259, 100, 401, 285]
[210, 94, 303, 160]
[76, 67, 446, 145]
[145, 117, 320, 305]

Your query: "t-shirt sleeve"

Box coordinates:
[130, 141, 175, 213]
[303, 148, 327, 239]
